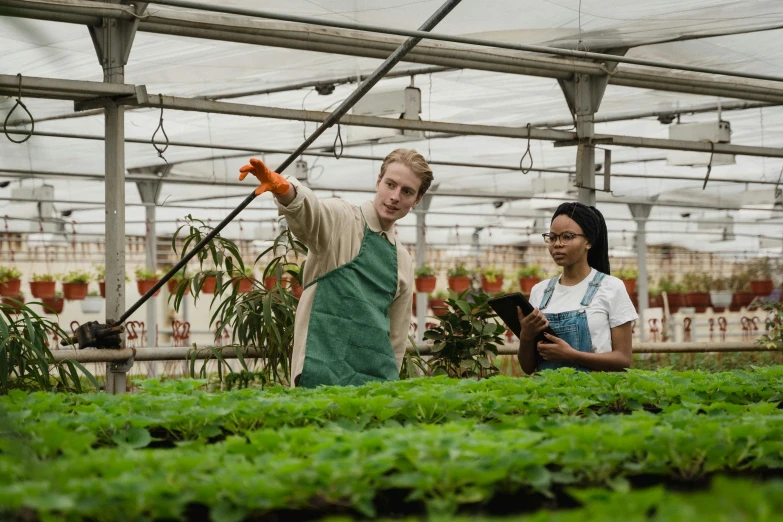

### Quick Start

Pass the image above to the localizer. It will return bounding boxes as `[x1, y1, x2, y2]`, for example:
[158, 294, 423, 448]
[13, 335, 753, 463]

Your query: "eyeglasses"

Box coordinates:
[542, 232, 587, 245]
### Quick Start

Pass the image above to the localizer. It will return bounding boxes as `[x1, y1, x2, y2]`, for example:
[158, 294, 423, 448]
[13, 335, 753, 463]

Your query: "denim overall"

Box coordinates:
[537, 271, 606, 372]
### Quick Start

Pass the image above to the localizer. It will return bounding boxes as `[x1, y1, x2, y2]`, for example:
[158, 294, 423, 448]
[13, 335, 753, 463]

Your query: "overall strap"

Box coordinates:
[539, 275, 559, 310]
[580, 271, 606, 306]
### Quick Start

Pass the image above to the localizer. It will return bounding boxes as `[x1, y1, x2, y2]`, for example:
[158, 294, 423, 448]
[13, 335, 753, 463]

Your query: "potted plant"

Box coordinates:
[730, 270, 753, 311]
[709, 276, 733, 312]
[166, 267, 190, 295]
[658, 274, 685, 313]
[80, 290, 104, 314]
[29, 273, 57, 300]
[517, 264, 544, 294]
[682, 272, 711, 313]
[0, 265, 22, 298]
[447, 263, 472, 293]
[283, 263, 303, 299]
[231, 266, 255, 294]
[414, 264, 437, 293]
[61, 270, 92, 300]
[480, 267, 504, 294]
[41, 290, 65, 315]
[648, 284, 662, 308]
[615, 267, 638, 295]
[1, 291, 25, 314]
[135, 267, 161, 296]
[428, 289, 450, 317]
[747, 258, 774, 296]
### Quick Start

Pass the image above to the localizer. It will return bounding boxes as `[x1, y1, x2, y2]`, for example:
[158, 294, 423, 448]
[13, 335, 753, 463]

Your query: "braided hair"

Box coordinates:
[551, 202, 611, 275]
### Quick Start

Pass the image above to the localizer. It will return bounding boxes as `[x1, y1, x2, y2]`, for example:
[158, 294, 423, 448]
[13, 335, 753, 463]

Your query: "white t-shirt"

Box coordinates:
[529, 269, 638, 354]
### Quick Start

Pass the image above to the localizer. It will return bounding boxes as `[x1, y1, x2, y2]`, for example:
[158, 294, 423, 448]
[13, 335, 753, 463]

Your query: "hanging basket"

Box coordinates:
[0, 279, 21, 298]
[62, 282, 89, 301]
[1, 295, 25, 314]
[665, 292, 685, 314]
[80, 295, 104, 314]
[685, 292, 711, 313]
[448, 276, 471, 293]
[41, 297, 64, 315]
[518, 276, 541, 295]
[428, 297, 448, 317]
[232, 277, 253, 293]
[200, 275, 218, 294]
[710, 290, 733, 311]
[290, 283, 303, 299]
[415, 275, 437, 293]
[621, 278, 636, 295]
[750, 280, 774, 295]
[264, 276, 278, 289]
[167, 279, 190, 295]
[30, 280, 56, 300]
[481, 276, 504, 294]
[136, 279, 161, 296]
[99, 281, 106, 298]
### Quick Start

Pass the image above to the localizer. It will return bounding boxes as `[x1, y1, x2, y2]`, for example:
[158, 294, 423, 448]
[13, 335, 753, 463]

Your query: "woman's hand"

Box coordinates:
[517, 306, 549, 343]
[536, 332, 578, 362]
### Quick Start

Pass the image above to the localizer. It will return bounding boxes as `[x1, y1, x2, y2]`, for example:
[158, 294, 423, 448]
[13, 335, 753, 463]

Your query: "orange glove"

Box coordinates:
[238, 158, 291, 196]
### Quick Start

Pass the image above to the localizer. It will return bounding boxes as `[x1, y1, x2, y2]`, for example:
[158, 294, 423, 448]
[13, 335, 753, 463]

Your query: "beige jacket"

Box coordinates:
[275, 177, 414, 385]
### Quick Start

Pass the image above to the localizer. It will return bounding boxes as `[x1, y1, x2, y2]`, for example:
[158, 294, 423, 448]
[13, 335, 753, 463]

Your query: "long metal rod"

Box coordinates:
[115, 0, 462, 325]
[7, 1, 783, 104]
[142, 0, 783, 84]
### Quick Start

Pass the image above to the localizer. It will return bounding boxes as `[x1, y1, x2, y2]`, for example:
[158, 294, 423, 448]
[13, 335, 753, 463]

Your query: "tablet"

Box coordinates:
[488, 292, 558, 341]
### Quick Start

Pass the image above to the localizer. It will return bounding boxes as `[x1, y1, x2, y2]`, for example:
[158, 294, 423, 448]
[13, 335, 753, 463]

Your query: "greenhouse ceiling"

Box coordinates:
[1, 0, 782, 254]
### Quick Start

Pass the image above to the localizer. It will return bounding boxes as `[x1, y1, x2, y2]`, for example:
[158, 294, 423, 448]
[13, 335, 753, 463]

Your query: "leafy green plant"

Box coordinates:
[614, 267, 638, 280]
[446, 262, 470, 278]
[414, 264, 433, 278]
[423, 291, 506, 378]
[648, 285, 661, 298]
[758, 300, 783, 351]
[730, 270, 751, 293]
[658, 274, 684, 293]
[171, 216, 306, 386]
[516, 264, 544, 278]
[0, 299, 97, 394]
[61, 270, 91, 284]
[134, 267, 159, 281]
[709, 276, 731, 292]
[86, 291, 100, 298]
[0, 266, 22, 284]
[745, 257, 773, 280]
[93, 264, 105, 281]
[30, 273, 56, 282]
[681, 272, 709, 292]
[481, 266, 504, 282]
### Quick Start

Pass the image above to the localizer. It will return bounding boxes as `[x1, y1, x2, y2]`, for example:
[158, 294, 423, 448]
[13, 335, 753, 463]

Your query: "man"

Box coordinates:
[239, 149, 434, 388]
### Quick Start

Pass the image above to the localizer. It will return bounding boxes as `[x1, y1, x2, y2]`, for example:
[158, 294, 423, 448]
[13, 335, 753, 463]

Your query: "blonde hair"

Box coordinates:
[378, 148, 434, 197]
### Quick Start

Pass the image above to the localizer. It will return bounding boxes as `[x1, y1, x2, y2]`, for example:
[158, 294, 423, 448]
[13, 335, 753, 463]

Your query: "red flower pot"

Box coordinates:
[621, 279, 636, 295]
[428, 297, 448, 317]
[200, 275, 217, 294]
[40, 297, 64, 314]
[167, 279, 190, 295]
[685, 292, 711, 313]
[481, 276, 504, 294]
[62, 282, 89, 301]
[649, 295, 662, 308]
[415, 275, 437, 293]
[750, 280, 774, 295]
[30, 281, 56, 300]
[666, 292, 685, 313]
[264, 276, 278, 289]
[99, 281, 106, 298]
[136, 279, 161, 296]
[232, 277, 252, 293]
[0, 279, 21, 298]
[1, 295, 24, 314]
[448, 276, 471, 293]
[629, 292, 638, 309]
[730, 292, 755, 312]
[290, 283, 303, 299]
[519, 276, 541, 295]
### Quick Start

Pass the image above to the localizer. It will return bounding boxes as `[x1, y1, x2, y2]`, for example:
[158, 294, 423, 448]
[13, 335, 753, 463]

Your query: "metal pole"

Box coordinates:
[629, 204, 652, 343]
[136, 181, 161, 353]
[115, 0, 463, 326]
[414, 195, 433, 344]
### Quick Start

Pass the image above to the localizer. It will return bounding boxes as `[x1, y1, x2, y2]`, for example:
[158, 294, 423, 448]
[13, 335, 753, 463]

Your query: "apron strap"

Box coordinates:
[580, 271, 606, 306]
[539, 275, 559, 310]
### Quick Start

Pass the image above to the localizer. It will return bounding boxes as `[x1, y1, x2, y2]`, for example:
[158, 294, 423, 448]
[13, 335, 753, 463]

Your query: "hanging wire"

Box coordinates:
[333, 121, 344, 159]
[519, 123, 533, 174]
[151, 97, 169, 164]
[702, 141, 716, 190]
[3, 74, 35, 144]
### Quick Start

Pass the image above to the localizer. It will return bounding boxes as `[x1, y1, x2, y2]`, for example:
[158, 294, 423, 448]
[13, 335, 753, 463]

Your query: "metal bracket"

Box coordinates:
[88, 1, 148, 79]
[552, 137, 614, 148]
[74, 84, 148, 112]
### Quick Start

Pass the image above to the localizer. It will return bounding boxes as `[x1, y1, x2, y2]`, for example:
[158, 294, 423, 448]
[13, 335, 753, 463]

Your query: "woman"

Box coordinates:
[517, 202, 637, 374]
[239, 149, 433, 388]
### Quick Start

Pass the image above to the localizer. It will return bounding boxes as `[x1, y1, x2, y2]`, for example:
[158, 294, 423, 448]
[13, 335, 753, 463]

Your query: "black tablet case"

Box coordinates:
[488, 292, 558, 341]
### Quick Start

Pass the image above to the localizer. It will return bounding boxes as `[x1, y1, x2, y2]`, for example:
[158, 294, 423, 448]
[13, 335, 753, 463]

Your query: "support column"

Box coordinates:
[90, 1, 146, 394]
[629, 204, 652, 343]
[136, 180, 163, 350]
[414, 194, 433, 344]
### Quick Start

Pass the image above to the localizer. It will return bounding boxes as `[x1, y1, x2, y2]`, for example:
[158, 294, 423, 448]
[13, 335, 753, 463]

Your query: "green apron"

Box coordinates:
[297, 221, 400, 388]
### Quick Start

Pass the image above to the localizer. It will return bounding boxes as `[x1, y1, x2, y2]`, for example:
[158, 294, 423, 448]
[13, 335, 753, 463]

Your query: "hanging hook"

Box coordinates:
[152, 96, 169, 164]
[519, 123, 533, 174]
[702, 141, 715, 190]
[333, 121, 344, 159]
[3, 74, 35, 144]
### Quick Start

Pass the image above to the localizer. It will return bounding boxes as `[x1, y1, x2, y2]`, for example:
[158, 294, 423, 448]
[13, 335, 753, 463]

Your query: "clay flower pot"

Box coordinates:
[290, 283, 303, 299]
[0, 278, 21, 298]
[518, 277, 541, 294]
[750, 280, 774, 295]
[264, 276, 278, 289]
[448, 276, 471, 293]
[136, 279, 161, 296]
[428, 297, 448, 317]
[167, 279, 190, 295]
[666, 292, 685, 313]
[30, 280, 56, 300]
[62, 282, 89, 301]
[621, 278, 636, 294]
[415, 275, 437, 293]
[730, 292, 755, 312]
[232, 277, 252, 293]
[41, 296, 64, 314]
[1, 295, 25, 314]
[99, 281, 106, 298]
[685, 292, 711, 313]
[200, 275, 218, 294]
[481, 276, 504, 294]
